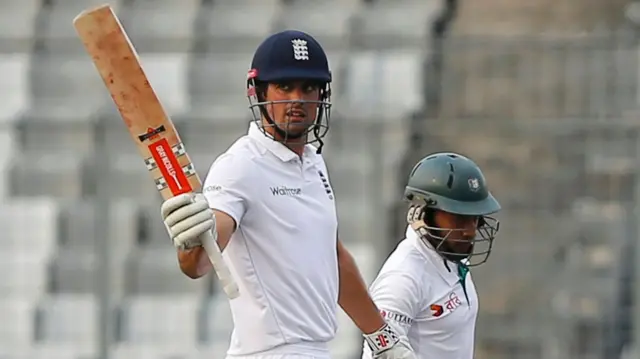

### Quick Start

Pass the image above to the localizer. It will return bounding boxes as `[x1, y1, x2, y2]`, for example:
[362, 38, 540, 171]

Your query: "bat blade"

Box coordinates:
[73, 4, 239, 299]
[72, 4, 192, 197]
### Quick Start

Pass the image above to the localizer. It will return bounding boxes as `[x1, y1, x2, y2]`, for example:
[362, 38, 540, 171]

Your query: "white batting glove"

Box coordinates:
[161, 193, 216, 250]
[364, 324, 416, 359]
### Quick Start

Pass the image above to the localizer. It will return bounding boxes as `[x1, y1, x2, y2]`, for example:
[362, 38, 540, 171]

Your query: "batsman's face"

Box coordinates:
[264, 80, 320, 136]
[433, 210, 479, 255]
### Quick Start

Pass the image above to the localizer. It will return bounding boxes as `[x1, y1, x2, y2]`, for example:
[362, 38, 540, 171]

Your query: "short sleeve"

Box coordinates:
[202, 153, 253, 226]
[369, 270, 426, 338]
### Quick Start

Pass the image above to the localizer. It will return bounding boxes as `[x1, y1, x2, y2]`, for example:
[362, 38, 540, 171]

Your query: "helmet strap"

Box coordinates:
[313, 87, 329, 154]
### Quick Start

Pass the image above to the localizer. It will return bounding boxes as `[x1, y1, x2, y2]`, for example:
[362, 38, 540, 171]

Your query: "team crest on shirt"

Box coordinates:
[429, 292, 463, 317]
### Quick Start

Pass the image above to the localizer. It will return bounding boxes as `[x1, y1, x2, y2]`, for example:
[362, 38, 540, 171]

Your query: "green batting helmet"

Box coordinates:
[404, 152, 501, 266]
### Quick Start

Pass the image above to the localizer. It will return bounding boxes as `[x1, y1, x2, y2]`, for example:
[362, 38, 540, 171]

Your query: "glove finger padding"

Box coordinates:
[406, 204, 426, 224]
[173, 219, 215, 250]
[164, 199, 210, 227]
[161, 192, 215, 250]
[168, 208, 214, 239]
[161, 193, 194, 219]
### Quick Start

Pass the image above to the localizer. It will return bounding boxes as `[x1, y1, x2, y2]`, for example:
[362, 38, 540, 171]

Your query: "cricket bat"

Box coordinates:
[73, 4, 239, 299]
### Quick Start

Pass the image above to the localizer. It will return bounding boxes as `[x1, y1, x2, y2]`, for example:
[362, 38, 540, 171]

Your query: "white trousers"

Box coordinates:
[226, 355, 331, 359]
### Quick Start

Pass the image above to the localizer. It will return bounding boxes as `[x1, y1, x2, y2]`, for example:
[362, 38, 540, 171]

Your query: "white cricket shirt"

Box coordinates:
[202, 122, 339, 357]
[362, 227, 479, 359]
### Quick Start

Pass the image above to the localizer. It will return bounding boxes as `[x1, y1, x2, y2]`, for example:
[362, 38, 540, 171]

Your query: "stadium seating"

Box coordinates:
[17, 113, 97, 154]
[0, 54, 30, 123]
[0, 0, 432, 355]
[110, 343, 195, 359]
[28, 53, 109, 116]
[187, 53, 252, 114]
[136, 54, 190, 115]
[38, 0, 125, 53]
[5, 0, 633, 358]
[0, 1, 40, 53]
[102, 154, 160, 200]
[272, 2, 359, 52]
[0, 54, 29, 200]
[119, 295, 201, 347]
[36, 294, 99, 345]
[9, 152, 89, 199]
[0, 299, 38, 354]
[341, 51, 425, 119]
[124, 247, 210, 296]
[351, 1, 441, 50]
[125, 0, 200, 53]
[203, 2, 280, 54]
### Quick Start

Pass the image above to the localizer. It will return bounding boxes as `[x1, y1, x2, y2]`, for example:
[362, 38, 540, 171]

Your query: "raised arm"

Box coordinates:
[168, 153, 252, 279]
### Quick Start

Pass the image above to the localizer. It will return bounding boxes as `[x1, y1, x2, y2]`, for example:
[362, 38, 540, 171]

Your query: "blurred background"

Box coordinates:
[1, 0, 640, 358]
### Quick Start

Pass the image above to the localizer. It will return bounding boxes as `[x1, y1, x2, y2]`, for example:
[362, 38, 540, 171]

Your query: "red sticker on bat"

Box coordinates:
[148, 138, 192, 195]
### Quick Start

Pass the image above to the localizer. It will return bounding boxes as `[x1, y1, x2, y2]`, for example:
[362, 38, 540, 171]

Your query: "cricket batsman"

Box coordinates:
[362, 152, 501, 359]
[159, 30, 415, 359]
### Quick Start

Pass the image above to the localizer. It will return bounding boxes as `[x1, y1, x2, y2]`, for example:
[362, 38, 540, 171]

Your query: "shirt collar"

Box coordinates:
[406, 226, 460, 286]
[248, 121, 319, 163]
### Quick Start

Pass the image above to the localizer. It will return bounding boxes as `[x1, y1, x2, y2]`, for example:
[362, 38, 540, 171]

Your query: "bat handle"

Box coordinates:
[200, 230, 240, 299]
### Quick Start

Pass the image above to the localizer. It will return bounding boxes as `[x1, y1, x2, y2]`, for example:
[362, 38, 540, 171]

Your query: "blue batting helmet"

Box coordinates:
[247, 30, 332, 153]
[250, 30, 331, 83]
